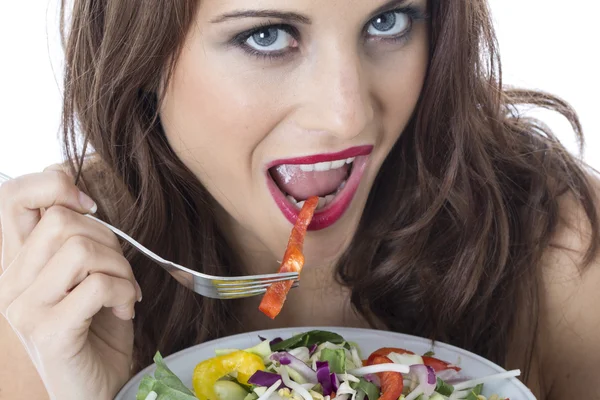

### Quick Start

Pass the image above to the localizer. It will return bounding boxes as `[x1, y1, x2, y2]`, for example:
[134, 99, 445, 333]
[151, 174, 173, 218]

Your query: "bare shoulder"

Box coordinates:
[538, 174, 600, 399]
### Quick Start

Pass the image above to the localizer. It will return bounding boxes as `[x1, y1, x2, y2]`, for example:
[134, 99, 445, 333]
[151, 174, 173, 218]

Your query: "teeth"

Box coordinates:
[295, 157, 354, 172]
[316, 196, 327, 210]
[283, 156, 355, 211]
[299, 164, 315, 172]
[330, 160, 346, 169]
[314, 161, 332, 172]
[290, 192, 339, 211]
[287, 195, 298, 205]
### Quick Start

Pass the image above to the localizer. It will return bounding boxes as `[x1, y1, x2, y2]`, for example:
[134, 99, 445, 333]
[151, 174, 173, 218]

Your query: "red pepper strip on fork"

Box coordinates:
[259, 196, 318, 319]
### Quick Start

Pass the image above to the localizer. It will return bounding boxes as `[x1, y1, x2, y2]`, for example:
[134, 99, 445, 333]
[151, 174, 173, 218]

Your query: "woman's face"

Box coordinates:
[161, 0, 429, 271]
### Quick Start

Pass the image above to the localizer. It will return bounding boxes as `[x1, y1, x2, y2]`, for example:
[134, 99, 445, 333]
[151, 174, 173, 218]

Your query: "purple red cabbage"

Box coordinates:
[315, 361, 339, 396]
[271, 352, 318, 383]
[248, 370, 286, 389]
[258, 335, 283, 346]
[279, 357, 291, 365]
[331, 373, 340, 393]
[364, 373, 380, 387]
[408, 364, 437, 396]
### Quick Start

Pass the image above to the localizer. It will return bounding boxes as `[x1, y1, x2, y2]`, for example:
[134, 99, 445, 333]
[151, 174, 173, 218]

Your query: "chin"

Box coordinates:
[299, 196, 367, 268]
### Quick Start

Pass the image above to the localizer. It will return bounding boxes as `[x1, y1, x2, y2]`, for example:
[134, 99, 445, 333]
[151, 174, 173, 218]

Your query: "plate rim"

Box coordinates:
[117, 326, 535, 399]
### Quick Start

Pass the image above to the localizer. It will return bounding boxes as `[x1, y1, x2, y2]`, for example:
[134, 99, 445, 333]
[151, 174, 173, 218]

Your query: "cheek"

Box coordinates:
[382, 70, 427, 138]
[375, 42, 429, 144]
[159, 50, 276, 193]
[158, 51, 285, 230]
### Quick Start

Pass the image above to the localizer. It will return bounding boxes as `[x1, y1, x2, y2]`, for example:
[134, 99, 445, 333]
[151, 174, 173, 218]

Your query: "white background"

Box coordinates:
[0, 0, 598, 178]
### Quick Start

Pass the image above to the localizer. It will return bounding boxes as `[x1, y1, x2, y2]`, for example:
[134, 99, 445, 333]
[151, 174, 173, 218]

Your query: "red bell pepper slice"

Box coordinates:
[367, 347, 461, 372]
[259, 196, 318, 319]
[368, 355, 404, 400]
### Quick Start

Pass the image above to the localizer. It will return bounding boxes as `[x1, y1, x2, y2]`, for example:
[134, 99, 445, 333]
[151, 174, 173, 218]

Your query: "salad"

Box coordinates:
[136, 330, 520, 400]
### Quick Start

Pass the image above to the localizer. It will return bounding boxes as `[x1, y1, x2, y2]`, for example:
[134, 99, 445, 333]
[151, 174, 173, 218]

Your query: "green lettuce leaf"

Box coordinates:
[350, 378, 380, 400]
[270, 330, 345, 351]
[319, 348, 346, 373]
[464, 384, 484, 400]
[434, 377, 454, 396]
[136, 351, 198, 400]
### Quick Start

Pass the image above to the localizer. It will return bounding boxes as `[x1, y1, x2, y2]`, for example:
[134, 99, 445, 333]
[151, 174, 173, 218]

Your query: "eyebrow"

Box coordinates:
[210, 0, 417, 25]
[211, 10, 312, 24]
[370, 0, 415, 19]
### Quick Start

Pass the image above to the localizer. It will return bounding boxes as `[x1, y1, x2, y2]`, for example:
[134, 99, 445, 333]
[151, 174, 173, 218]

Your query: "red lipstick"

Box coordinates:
[266, 145, 373, 230]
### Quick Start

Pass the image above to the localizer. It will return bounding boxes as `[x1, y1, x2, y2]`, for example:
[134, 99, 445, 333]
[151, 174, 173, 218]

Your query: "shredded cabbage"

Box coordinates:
[136, 330, 518, 400]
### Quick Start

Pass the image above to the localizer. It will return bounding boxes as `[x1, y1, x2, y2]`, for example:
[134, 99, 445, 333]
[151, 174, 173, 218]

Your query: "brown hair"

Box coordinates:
[60, 0, 599, 382]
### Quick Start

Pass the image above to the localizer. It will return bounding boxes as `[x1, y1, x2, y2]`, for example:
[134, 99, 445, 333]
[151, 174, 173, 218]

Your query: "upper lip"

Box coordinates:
[266, 145, 374, 169]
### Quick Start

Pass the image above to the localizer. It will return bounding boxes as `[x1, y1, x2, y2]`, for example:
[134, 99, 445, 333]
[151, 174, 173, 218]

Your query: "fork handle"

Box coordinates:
[0, 172, 180, 271]
[84, 215, 169, 263]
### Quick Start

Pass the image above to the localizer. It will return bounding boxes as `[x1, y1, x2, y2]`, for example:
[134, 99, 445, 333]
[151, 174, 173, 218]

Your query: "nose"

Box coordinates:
[296, 47, 374, 140]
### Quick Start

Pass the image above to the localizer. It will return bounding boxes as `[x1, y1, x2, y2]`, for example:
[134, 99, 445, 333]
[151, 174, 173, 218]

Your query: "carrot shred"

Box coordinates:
[259, 196, 318, 319]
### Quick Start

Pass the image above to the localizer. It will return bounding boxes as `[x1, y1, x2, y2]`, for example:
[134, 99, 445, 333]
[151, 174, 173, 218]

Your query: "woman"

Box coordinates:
[0, 0, 598, 398]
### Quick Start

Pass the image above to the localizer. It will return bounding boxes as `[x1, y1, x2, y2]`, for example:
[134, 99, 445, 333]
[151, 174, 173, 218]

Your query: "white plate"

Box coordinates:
[116, 326, 536, 399]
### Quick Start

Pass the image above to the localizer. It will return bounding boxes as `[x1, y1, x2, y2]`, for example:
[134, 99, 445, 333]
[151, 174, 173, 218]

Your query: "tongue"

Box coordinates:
[271, 164, 349, 200]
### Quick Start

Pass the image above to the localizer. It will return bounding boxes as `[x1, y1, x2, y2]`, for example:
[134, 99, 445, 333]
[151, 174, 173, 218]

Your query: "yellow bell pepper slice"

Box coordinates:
[192, 350, 265, 400]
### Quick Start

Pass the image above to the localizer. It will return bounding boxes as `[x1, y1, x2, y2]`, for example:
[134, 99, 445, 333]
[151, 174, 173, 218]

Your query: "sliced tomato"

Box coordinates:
[368, 355, 404, 400]
[259, 196, 318, 319]
[367, 347, 461, 372]
[366, 347, 415, 365]
[422, 356, 460, 372]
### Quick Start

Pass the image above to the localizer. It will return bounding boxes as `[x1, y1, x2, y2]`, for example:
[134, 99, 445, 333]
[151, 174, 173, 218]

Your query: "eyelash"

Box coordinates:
[230, 22, 300, 60]
[230, 6, 427, 61]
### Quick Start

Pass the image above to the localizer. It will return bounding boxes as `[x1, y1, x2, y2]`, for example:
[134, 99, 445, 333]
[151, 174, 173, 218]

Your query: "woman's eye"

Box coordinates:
[245, 27, 297, 53]
[367, 11, 411, 37]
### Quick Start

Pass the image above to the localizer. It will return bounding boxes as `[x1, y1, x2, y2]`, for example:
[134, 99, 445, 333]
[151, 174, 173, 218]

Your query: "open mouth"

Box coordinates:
[266, 145, 373, 231]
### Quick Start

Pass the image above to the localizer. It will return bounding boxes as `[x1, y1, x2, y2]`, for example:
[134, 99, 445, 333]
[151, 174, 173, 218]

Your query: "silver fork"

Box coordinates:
[0, 171, 299, 299]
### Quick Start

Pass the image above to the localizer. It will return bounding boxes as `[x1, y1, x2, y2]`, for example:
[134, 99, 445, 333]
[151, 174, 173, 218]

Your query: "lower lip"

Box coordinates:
[266, 153, 371, 231]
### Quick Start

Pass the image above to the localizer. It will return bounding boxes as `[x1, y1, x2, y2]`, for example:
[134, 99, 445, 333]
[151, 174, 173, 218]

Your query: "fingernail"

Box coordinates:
[78, 191, 97, 214]
[114, 304, 130, 318]
[135, 280, 143, 302]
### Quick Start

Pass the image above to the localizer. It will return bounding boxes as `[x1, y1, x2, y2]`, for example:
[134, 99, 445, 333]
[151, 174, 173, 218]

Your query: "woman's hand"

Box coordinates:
[0, 169, 141, 400]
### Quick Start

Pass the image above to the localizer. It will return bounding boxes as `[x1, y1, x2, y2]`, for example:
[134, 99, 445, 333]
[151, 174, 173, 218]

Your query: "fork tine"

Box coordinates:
[211, 271, 298, 283]
[215, 275, 300, 287]
[217, 279, 300, 293]
[218, 282, 300, 299]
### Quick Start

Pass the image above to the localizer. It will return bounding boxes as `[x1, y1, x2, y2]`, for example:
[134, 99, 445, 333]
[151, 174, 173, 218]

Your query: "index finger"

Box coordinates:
[0, 170, 97, 269]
